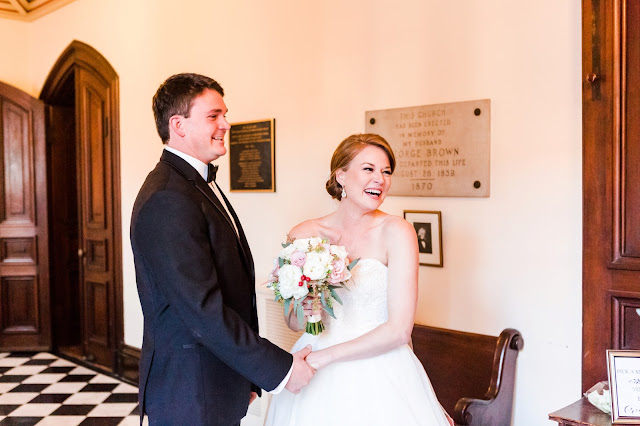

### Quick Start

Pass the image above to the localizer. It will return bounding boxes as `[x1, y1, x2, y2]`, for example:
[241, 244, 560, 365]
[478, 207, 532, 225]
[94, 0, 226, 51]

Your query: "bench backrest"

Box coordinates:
[412, 325, 496, 414]
[412, 325, 523, 425]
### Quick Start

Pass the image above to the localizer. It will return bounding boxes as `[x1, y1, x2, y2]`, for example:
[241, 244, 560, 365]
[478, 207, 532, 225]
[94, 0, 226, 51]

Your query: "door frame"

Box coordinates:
[40, 40, 124, 375]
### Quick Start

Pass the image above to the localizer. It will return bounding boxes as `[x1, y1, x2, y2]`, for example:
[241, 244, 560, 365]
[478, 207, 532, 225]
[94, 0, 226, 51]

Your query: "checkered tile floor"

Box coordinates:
[0, 351, 142, 425]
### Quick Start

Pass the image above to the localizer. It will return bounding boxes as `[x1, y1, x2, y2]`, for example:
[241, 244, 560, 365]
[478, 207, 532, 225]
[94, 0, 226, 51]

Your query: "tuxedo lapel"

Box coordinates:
[160, 150, 254, 272]
[214, 183, 255, 278]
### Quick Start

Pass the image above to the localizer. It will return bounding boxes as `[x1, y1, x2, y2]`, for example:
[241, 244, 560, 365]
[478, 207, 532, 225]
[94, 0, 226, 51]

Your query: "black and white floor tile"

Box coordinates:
[0, 351, 143, 425]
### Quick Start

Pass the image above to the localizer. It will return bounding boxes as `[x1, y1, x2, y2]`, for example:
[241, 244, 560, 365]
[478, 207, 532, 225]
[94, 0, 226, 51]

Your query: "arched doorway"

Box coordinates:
[40, 40, 123, 374]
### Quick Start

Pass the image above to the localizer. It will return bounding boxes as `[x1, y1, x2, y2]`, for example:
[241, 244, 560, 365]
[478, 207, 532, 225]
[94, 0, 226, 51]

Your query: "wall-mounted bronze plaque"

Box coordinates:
[365, 99, 490, 197]
[229, 119, 275, 192]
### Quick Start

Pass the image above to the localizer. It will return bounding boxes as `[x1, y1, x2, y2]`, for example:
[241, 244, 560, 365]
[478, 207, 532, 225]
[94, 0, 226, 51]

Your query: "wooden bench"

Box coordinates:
[411, 325, 524, 426]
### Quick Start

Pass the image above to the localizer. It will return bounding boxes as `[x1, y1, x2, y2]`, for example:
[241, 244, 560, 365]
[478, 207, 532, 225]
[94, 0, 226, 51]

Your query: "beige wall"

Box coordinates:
[0, 1, 582, 424]
[0, 19, 31, 92]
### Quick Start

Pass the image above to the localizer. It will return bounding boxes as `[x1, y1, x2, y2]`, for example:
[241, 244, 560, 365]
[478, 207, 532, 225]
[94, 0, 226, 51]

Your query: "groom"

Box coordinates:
[131, 73, 314, 425]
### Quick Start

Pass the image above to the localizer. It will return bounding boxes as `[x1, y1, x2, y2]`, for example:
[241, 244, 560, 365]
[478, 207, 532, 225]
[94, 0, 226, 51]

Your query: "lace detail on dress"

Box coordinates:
[317, 258, 388, 346]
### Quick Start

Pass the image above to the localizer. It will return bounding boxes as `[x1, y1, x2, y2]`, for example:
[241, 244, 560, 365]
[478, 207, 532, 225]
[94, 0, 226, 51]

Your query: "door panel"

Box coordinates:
[607, 0, 640, 336]
[3, 101, 33, 223]
[76, 68, 114, 369]
[1, 276, 38, 333]
[618, 0, 640, 265]
[0, 81, 50, 350]
[87, 280, 108, 344]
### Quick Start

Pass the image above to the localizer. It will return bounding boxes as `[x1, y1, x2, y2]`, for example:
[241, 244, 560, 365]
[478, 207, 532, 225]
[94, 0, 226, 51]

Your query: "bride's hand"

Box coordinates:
[303, 297, 322, 317]
[305, 349, 331, 370]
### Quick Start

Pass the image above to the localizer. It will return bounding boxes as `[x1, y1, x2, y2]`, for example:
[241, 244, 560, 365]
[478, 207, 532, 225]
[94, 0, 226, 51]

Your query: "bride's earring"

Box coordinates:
[341, 187, 347, 198]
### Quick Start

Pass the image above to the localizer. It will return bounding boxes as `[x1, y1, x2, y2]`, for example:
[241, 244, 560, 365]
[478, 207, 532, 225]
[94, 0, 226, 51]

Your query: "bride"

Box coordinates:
[265, 133, 452, 426]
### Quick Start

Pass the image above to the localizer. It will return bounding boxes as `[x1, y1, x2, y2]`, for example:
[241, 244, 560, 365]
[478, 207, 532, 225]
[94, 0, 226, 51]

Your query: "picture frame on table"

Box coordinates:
[403, 210, 443, 267]
[607, 349, 640, 424]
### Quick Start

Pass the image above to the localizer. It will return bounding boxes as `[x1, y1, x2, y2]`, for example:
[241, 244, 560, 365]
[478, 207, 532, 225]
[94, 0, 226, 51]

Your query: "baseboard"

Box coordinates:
[118, 344, 140, 385]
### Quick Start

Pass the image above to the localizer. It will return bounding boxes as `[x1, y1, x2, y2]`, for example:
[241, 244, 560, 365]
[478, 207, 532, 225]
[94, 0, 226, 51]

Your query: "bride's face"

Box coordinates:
[337, 145, 392, 209]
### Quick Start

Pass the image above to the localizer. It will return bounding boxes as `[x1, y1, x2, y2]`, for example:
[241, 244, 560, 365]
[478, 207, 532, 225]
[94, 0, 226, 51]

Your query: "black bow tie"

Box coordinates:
[207, 164, 219, 183]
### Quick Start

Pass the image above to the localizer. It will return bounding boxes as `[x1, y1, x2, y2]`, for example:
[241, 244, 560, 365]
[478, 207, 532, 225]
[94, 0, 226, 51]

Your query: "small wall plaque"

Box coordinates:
[365, 99, 490, 197]
[229, 119, 275, 192]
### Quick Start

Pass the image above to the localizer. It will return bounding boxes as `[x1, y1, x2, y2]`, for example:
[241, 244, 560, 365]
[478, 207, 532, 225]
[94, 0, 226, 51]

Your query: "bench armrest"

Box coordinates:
[452, 329, 524, 426]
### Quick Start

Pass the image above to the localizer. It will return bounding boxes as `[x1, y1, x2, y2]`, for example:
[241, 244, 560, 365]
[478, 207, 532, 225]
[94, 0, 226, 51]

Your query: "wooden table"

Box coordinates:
[549, 398, 612, 425]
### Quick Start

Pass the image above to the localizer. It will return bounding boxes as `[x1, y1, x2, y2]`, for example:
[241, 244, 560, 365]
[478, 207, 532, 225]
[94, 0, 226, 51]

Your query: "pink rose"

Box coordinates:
[269, 260, 280, 280]
[290, 250, 307, 268]
[329, 258, 350, 284]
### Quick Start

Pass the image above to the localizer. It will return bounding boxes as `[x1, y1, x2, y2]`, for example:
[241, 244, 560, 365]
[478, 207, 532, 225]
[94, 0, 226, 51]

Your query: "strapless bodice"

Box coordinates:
[313, 258, 388, 346]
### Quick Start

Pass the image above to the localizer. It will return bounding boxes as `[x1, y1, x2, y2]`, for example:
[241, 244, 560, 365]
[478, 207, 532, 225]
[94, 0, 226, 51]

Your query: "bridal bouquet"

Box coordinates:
[266, 237, 358, 335]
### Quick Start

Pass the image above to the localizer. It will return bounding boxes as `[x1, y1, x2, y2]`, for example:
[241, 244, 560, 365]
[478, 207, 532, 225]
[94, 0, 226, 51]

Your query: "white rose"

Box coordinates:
[309, 237, 323, 249]
[292, 238, 311, 252]
[303, 250, 332, 280]
[330, 244, 348, 259]
[279, 244, 296, 260]
[277, 264, 308, 299]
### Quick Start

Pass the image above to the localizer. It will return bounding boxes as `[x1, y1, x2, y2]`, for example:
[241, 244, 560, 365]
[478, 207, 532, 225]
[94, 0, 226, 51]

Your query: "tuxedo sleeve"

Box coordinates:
[133, 189, 292, 391]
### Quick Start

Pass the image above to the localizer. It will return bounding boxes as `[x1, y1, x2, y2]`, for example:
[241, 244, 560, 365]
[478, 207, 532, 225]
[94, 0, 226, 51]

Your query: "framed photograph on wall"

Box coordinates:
[607, 349, 640, 424]
[403, 210, 443, 267]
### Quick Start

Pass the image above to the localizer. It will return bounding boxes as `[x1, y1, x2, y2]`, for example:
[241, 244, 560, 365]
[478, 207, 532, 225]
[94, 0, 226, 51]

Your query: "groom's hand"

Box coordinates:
[284, 345, 314, 393]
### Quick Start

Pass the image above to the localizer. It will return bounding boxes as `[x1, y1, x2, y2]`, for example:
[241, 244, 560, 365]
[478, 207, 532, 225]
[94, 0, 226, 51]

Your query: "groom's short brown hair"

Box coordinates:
[152, 73, 224, 143]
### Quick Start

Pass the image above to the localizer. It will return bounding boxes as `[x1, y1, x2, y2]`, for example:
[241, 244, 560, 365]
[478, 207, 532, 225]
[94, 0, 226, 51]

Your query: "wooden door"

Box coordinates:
[0, 81, 50, 350]
[75, 68, 115, 369]
[582, 0, 640, 390]
[41, 40, 122, 374]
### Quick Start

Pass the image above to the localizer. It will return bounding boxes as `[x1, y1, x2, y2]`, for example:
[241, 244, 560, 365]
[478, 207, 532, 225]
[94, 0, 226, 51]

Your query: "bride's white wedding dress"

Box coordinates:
[265, 258, 450, 426]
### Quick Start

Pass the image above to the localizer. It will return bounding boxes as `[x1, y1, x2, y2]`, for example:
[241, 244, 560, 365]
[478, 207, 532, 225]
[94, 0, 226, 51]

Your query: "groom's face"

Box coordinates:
[178, 89, 230, 163]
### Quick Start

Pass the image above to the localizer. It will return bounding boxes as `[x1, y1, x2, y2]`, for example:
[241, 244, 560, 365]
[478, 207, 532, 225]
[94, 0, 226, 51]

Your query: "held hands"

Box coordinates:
[305, 349, 331, 370]
[284, 345, 315, 394]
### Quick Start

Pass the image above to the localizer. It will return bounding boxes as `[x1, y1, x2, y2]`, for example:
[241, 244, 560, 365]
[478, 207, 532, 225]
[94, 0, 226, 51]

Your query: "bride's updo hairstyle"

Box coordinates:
[326, 133, 396, 201]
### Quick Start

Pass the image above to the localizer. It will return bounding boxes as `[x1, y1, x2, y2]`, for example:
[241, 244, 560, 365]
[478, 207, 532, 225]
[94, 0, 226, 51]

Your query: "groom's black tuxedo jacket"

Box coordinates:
[131, 150, 292, 425]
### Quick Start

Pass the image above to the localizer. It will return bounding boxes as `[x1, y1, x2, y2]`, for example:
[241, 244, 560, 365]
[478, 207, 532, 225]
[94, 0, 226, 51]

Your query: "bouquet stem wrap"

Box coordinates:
[305, 314, 324, 335]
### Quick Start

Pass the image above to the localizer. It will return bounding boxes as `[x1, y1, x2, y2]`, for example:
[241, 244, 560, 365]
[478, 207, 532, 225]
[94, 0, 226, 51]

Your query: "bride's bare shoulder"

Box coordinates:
[381, 213, 416, 243]
[287, 215, 338, 242]
[287, 219, 320, 240]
